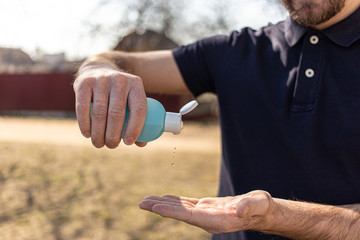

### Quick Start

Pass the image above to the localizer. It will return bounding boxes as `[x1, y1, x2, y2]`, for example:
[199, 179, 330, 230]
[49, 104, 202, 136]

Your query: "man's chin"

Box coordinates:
[291, 11, 324, 27]
[283, 0, 346, 27]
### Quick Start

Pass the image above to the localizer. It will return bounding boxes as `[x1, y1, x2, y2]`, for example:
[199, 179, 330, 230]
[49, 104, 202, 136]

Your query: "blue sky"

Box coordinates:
[0, 0, 287, 60]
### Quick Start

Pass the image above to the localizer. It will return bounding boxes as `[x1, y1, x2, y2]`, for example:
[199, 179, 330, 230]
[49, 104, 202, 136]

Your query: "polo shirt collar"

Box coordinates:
[284, 6, 360, 47]
[322, 6, 360, 47]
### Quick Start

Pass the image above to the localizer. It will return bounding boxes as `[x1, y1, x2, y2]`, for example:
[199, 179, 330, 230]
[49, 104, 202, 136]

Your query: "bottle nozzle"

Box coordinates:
[164, 100, 198, 134]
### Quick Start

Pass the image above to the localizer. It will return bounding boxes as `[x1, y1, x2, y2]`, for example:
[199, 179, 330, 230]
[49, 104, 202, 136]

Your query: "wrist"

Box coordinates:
[235, 190, 275, 231]
[78, 61, 119, 76]
[248, 193, 277, 231]
[253, 197, 289, 233]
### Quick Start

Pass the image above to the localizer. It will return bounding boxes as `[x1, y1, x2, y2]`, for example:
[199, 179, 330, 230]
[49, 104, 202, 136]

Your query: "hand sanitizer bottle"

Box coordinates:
[123, 98, 198, 142]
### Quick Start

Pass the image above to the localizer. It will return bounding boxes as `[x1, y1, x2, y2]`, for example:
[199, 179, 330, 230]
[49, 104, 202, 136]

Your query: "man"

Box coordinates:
[73, 0, 360, 239]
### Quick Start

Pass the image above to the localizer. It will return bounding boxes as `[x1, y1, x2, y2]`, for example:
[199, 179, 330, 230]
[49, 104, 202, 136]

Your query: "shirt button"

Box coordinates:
[305, 69, 315, 78]
[310, 35, 319, 44]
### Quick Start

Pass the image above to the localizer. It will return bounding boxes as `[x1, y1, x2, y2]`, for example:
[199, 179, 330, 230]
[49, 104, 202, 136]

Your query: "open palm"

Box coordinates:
[139, 191, 272, 234]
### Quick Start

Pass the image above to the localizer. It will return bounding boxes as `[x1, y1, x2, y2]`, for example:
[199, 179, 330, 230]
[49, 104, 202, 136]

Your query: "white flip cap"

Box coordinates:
[165, 112, 182, 134]
[164, 100, 198, 134]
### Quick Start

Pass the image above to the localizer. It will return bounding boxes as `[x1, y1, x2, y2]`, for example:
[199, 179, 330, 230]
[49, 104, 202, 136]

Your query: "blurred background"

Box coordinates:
[0, 0, 286, 239]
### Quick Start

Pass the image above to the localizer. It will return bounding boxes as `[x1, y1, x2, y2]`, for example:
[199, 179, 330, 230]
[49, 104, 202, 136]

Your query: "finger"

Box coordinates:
[143, 195, 181, 203]
[123, 77, 147, 145]
[150, 203, 226, 234]
[105, 77, 128, 149]
[151, 203, 193, 222]
[139, 199, 157, 211]
[91, 77, 109, 148]
[141, 196, 183, 205]
[236, 191, 272, 218]
[135, 142, 147, 147]
[162, 195, 200, 205]
[139, 196, 195, 211]
[74, 78, 93, 138]
[145, 195, 199, 206]
[139, 199, 183, 211]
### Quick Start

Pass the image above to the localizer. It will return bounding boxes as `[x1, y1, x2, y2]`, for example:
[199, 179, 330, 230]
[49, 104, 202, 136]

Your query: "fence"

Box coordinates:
[0, 73, 182, 115]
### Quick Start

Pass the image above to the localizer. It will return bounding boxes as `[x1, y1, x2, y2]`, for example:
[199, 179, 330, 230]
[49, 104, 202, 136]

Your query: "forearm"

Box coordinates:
[77, 51, 135, 76]
[340, 203, 360, 213]
[76, 50, 188, 95]
[257, 198, 360, 240]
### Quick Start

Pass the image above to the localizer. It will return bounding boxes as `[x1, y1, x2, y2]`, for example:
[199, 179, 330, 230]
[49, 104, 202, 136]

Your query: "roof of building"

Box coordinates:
[0, 47, 33, 65]
[114, 29, 178, 52]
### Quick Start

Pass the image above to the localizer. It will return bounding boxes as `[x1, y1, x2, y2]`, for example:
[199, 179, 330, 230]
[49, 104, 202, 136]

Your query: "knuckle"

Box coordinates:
[109, 75, 130, 93]
[109, 73, 144, 95]
[76, 102, 88, 112]
[132, 102, 147, 116]
[110, 72, 126, 81]
[96, 76, 110, 90]
[73, 76, 82, 90]
[132, 76, 143, 84]
[74, 76, 95, 91]
[108, 106, 126, 120]
[131, 77, 145, 90]
[91, 103, 108, 119]
[109, 72, 127, 84]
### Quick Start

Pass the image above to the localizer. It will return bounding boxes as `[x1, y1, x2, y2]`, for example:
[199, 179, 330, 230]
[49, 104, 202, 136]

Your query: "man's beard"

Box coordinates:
[280, 0, 346, 27]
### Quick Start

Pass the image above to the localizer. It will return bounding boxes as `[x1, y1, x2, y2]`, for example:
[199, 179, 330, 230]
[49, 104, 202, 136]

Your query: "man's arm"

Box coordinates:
[139, 191, 360, 240]
[340, 203, 360, 212]
[73, 50, 189, 149]
[265, 198, 360, 239]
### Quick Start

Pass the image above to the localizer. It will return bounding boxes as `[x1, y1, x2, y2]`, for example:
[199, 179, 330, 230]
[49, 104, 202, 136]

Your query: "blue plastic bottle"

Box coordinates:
[122, 98, 198, 142]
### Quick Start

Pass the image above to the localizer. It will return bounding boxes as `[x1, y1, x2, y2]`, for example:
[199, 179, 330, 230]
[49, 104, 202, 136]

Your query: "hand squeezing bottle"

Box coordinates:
[123, 98, 198, 142]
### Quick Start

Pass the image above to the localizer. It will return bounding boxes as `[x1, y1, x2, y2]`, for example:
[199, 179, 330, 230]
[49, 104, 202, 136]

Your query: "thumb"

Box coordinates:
[236, 190, 272, 218]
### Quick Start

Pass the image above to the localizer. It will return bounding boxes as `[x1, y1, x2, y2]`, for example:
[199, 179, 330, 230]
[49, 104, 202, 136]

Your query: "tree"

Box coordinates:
[86, 0, 185, 40]
[84, 0, 284, 47]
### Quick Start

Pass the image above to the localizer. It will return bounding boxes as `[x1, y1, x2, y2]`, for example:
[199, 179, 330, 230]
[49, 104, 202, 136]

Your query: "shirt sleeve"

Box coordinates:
[172, 29, 258, 97]
[172, 35, 231, 97]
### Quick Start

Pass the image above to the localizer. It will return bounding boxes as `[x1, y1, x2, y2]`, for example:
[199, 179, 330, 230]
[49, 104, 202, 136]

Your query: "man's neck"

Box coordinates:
[314, 0, 360, 29]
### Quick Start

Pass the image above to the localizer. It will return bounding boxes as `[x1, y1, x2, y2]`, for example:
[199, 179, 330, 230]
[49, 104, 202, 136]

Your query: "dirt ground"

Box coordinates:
[0, 116, 221, 240]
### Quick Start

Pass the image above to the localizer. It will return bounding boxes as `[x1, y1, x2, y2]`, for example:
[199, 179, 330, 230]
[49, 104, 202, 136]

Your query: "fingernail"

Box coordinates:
[124, 137, 135, 145]
[82, 131, 91, 138]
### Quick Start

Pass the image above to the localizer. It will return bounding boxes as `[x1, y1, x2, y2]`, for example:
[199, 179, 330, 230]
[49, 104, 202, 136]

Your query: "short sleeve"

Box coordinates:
[172, 35, 232, 97]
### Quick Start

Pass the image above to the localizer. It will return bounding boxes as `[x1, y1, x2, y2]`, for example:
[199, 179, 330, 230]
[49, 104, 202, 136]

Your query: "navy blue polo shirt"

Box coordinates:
[173, 7, 360, 240]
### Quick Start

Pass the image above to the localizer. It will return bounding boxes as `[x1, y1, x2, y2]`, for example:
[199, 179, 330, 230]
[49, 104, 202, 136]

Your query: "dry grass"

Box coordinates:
[0, 118, 221, 240]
